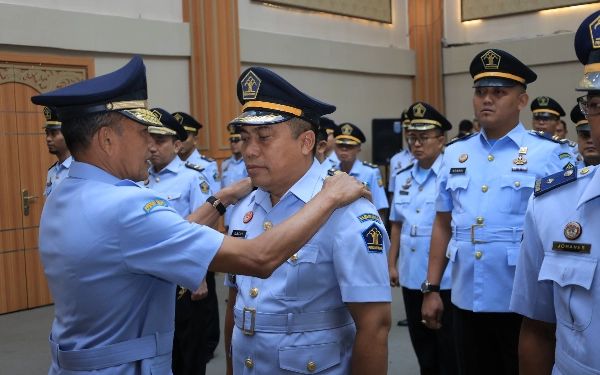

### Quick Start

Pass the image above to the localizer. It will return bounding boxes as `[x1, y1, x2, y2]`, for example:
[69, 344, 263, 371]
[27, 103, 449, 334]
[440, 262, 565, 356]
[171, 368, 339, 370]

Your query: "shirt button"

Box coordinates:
[167, 195, 171, 199]
[475, 251, 483, 259]
[233, 167, 237, 170]
[482, 185, 488, 192]
[155, 178, 160, 183]
[447, 251, 451, 257]
[411, 247, 416, 252]
[307, 362, 316, 372]
[55, 175, 60, 179]
[290, 253, 298, 261]
[249, 287, 259, 297]
[230, 179, 234, 183]
[419, 187, 423, 191]
[416, 209, 420, 213]
[488, 155, 494, 161]
[515, 181, 520, 187]
[263, 221, 273, 230]
[476, 217, 484, 224]
[245, 358, 254, 368]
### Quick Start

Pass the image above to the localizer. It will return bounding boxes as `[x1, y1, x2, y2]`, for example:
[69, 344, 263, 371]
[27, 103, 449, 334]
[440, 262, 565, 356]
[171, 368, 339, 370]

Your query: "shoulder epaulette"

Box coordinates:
[534, 168, 579, 197]
[200, 154, 215, 162]
[48, 161, 58, 171]
[446, 132, 477, 147]
[528, 130, 569, 144]
[395, 163, 414, 176]
[362, 161, 378, 169]
[327, 168, 343, 177]
[569, 140, 577, 147]
[185, 162, 205, 173]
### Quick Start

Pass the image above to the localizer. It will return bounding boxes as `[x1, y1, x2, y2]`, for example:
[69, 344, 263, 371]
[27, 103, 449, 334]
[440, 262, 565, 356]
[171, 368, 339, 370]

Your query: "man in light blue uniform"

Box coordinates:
[388, 102, 457, 374]
[510, 11, 600, 374]
[388, 109, 413, 195]
[320, 116, 339, 169]
[571, 104, 600, 167]
[224, 66, 392, 375]
[31, 55, 369, 375]
[221, 124, 248, 229]
[174, 112, 221, 195]
[421, 49, 575, 374]
[333, 122, 389, 219]
[43, 106, 72, 196]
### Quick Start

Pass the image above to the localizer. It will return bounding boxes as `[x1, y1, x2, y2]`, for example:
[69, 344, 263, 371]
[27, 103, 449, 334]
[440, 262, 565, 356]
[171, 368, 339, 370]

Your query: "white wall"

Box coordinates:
[444, 1, 600, 45]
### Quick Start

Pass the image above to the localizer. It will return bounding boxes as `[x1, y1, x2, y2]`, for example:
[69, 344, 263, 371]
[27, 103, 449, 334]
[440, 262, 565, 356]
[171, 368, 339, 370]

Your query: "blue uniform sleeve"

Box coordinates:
[206, 161, 221, 194]
[370, 169, 389, 210]
[509, 195, 556, 323]
[545, 143, 577, 176]
[434, 156, 453, 212]
[332, 200, 392, 303]
[117, 188, 224, 291]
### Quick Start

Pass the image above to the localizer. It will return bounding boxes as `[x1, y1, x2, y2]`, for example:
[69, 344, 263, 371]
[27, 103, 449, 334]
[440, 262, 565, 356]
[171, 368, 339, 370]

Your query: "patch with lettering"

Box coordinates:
[559, 152, 572, 160]
[399, 191, 409, 195]
[358, 213, 382, 224]
[143, 199, 169, 213]
[231, 230, 247, 238]
[552, 241, 591, 254]
[361, 223, 384, 253]
[450, 168, 466, 174]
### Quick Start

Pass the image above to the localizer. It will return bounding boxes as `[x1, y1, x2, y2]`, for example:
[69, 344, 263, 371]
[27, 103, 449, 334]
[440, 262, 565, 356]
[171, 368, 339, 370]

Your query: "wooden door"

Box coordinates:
[0, 54, 93, 314]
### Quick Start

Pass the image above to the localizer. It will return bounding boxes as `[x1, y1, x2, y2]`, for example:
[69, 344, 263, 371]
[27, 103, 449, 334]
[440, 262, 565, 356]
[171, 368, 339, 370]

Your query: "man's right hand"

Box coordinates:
[421, 292, 444, 329]
[321, 172, 372, 208]
[388, 266, 399, 287]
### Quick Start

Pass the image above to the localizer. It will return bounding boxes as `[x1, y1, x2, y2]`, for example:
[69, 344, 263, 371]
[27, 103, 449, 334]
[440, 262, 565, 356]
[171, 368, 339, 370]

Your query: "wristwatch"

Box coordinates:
[206, 196, 226, 216]
[421, 280, 440, 294]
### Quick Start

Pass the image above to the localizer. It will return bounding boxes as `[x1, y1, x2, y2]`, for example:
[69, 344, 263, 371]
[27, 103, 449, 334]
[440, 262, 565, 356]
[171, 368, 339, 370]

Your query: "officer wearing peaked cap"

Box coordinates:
[42, 106, 72, 196]
[221, 124, 248, 229]
[31, 55, 366, 375]
[173, 112, 222, 195]
[319, 116, 340, 169]
[388, 108, 415, 195]
[571, 103, 600, 167]
[531, 96, 566, 136]
[511, 11, 600, 373]
[333, 122, 390, 219]
[421, 48, 575, 375]
[143, 108, 214, 375]
[388, 102, 458, 374]
[224, 66, 390, 375]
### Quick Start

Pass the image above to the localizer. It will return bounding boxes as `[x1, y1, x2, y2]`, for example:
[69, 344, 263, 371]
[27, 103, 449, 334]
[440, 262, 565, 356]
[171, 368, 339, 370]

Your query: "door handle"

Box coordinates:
[23, 189, 39, 216]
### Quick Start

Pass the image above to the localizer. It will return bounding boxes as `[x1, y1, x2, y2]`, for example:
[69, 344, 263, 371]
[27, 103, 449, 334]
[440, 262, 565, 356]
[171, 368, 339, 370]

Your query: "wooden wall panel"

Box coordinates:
[0, 252, 28, 314]
[408, 0, 445, 114]
[25, 248, 53, 308]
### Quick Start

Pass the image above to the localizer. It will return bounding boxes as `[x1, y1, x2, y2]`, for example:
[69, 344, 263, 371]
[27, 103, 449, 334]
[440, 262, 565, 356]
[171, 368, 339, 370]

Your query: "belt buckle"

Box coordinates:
[410, 225, 418, 237]
[471, 224, 485, 244]
[241, 307, 256, 335]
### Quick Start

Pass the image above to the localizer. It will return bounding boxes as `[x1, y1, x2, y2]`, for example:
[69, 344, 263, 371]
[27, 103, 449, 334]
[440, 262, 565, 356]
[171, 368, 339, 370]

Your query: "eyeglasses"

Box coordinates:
[407, 136, 441, 145]
[532, 115, 558, 122]
[578, 95, 600, 116]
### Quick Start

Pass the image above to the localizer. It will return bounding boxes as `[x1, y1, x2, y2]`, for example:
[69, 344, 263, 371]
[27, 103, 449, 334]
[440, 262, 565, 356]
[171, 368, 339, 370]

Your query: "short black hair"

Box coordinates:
[61, 112, 124, 157]
[459, 120, 473, 132]
[558, 119, 567, 132]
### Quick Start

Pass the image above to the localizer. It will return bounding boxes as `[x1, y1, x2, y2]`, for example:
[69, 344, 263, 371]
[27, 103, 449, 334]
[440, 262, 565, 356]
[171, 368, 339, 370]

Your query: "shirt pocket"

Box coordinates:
[499, 174, 536, 215]
[445, 177, 470, 213]
[507, 246, 519, 266]
[279, 342, 341, 374]
[446, 239, 458, 262]
[272, 244, 320, 301]
[538, 252, 597, 331]
[165, 192, 182, 201]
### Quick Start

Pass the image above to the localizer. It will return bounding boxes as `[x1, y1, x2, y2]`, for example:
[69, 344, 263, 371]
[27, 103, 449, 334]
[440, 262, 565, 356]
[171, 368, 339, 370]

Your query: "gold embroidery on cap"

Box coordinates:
[341, 124, 353, 135]
[481, 50, 501, 70]
[537, 96, 549, 106]
[413, 103, 426, 118]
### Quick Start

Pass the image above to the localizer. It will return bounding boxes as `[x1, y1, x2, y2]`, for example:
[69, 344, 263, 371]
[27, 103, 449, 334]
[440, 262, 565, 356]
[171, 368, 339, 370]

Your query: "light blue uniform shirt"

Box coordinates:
[142, 156, 211, 217]
[221, 155, 248, 227]
[388, 149, 413, 192]
[511, 165, 600, 374]
[325, 150, 340, 169]
[335, 159, 389, 211]
[390, 155, 451, 290]
[44, 156, 72, 196]
[225, 159, 391, 375]
[436, 123, 575, 312]
[40, 161, 224, 374]
[186, 149, 221, 194]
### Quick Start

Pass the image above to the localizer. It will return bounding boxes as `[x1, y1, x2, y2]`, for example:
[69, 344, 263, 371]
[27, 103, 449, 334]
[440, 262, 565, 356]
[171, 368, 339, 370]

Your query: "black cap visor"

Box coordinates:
[473, 77, 521, 88]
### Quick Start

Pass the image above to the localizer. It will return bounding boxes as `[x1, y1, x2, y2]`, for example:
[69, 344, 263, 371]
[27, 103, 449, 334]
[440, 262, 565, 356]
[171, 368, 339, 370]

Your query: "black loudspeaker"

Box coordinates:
[371, 118, 403, 165]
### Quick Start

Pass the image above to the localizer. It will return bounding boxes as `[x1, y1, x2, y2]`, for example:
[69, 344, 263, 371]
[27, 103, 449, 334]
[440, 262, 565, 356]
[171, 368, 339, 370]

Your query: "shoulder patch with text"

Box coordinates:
[143, 199, 169, 213]
[357, 213, 382, 224]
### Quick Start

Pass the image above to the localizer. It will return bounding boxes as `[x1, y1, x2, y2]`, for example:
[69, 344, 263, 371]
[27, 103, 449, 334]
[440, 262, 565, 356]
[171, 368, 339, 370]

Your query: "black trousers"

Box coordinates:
[402, 288, 458, 375]
[204, 271, 220, 356]
[453, 305, 522, 375]
[172, 287, 208, 375]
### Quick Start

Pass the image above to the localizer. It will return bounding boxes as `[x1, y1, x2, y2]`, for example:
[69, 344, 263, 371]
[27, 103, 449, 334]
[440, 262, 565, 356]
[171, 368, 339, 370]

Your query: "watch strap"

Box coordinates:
[206, 196, 226, 216]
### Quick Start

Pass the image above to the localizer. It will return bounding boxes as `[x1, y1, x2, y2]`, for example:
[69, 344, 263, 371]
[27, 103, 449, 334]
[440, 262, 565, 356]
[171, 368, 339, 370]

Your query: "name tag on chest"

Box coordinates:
[450, 168, 466, 175]
[552, 241, 591, 254]
[231, 230, 247, 238]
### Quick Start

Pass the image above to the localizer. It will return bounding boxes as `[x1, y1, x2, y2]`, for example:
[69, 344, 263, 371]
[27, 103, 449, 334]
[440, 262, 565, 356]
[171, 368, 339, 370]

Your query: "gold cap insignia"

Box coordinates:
[589, 14, 600, 49]
[174, 113, 184, 124]
[241, 70, 262, 101]
[481, 50, 501, 70]
[227, 124, 236, 134]
[413, 103, 426, 118]
[151, 109, 162, 121]
[341, 124, 353, 135]
[537, 96, 549, 106]
[43, 106, 51, 120]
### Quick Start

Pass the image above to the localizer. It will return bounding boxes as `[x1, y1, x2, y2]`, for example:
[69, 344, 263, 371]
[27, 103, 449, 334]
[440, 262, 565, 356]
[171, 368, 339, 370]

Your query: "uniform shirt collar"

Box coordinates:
[478, 122, 525, 147]
[577, 166, 600, 209]
[68, 161, 121, 185]
[412, 154, 442, 185]
[229, 155, 244, 164]
[149, 155, 181, 176]
[348, 159, 361, 176]
[61, 156, 73, 169]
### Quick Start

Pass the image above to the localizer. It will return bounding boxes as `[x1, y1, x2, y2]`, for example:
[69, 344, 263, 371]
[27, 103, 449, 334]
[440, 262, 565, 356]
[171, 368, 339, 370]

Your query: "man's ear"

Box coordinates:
[317, 140, 328, 155]
[96, 126, 116, 157]
[173, 139, 183, 154]
[517, 92, 529, 111]
[301, 131, 316, 156]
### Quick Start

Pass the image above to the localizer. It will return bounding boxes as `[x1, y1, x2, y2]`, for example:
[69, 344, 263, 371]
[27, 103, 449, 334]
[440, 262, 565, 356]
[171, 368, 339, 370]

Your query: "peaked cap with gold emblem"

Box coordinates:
[171, 112, 203, 133]
[227, 123, 242, 141]
[575, 10, 600, 91]
[320, 117, 337, 135]
[334, 122, 365, 145]
[42, 106, 61, 129]
[31, 55, 162, 127]
[401, 108, 410, 128]
[229, 67, 335, 128]
[530, 96, 565, 118]
[470, 49, 537, 88]
[149, 108, 188, 141]
[406, 102, 452, 132]
[571, 104, 590, 131]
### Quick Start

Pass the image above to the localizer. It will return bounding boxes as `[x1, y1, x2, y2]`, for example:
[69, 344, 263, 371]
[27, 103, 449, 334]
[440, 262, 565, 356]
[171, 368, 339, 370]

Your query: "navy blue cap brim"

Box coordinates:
[229, 110, 292, 126]
[42, 124, 61, 129]
[473, 77, 520, 88]
[577, 123, 590, 131]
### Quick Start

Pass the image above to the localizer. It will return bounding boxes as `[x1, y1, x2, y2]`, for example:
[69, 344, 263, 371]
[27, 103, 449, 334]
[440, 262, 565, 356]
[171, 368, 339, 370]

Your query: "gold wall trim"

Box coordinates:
[0, 64, 86, 94]
[462, 0, 596, 21]
[259, 0, 392, 23]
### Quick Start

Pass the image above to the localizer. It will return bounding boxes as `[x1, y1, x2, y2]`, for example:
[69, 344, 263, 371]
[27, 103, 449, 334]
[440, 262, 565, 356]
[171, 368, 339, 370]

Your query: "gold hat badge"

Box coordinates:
[341, 124, 353, 135]
[481, 50, 501, 70]
[227, 124, 236, 134]
[590, 14, 600, 48]
[43, 107, 52, 120]
[174, 113, 183, 124]
[151, 109, 162, 121]
[413, 103, 426, 118]
[241, 70, 262, 101]
[537, 96, 549, 106]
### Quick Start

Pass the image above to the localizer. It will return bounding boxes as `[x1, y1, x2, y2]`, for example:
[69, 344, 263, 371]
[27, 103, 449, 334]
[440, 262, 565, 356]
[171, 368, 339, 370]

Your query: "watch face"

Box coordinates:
[421, 281, 428, 293]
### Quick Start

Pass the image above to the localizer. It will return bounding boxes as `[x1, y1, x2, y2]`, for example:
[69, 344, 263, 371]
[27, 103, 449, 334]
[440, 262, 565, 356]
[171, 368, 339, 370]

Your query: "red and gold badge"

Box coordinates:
[459, 154, 468, 163]
[243, 211, 253, 223]
[564, 221, 582, 240]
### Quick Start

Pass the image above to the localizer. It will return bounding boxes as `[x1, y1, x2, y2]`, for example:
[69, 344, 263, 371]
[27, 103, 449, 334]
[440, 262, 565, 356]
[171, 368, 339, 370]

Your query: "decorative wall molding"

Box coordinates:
[0, 64, 86, 93]
[258, 0, 392, 23]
